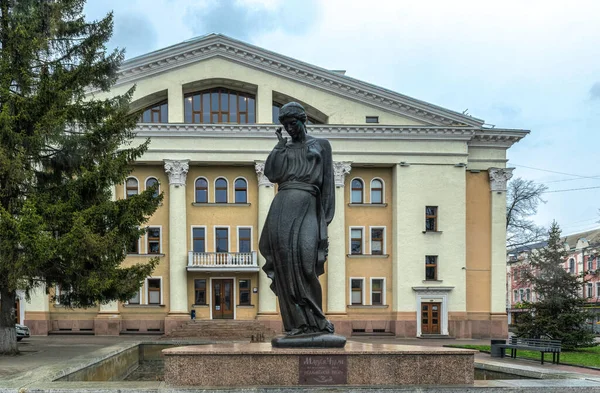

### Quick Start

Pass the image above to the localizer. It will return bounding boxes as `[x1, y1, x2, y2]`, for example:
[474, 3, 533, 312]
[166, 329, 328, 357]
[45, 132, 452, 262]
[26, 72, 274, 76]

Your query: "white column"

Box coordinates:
[392, 164, 401, 313]
[255, 161, 277, 314]
[327, 162, 352, 314]
[256, 85, 273, 124]
[164, 159, 190, 315]
[168, 86, 183, 123]
[489, 168, 514, 314]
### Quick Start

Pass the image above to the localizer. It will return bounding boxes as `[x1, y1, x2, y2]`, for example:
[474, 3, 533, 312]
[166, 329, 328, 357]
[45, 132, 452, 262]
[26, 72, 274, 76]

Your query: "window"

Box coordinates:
[195, 178, 208, 203]
[128, 289, 141, 305]
[569, 258, 575, 273]
[597, 283, 600, 298]
[216, 228, 229, 252]
[370, 227, 384, 255]
[526, 288, 531, 301]
[587, 258, 594, 272]
[350, 228, 363, 255]
[215, 178, 228, 203]
[238, 227, 251, 253]
[234, 178, 247, 203]
[351, 179, 364, 203]
[147, 227, 161, 254]
[513, 290, 518, 303]
[239, 279, 251, 305]
[272, 102, 323, 124]
[140, 101, 168, 123]
[351, 279, 364, 305]
[147, 278, 161, 305]
[126, 177, 138, 198]
[519, 289, 524, 302]
[425, 206, 438, 231]
[370, 179, 383, 204]
[194, 279, 206, 305]
[192, 227, 205, 253]
[55, 285, 72, 305]
[425, 255, 437, 280]
[371, 279, 384, 305]
[184, 88, 255, 124]
[145, 177, 159, 198]
[366, 116, 379, 123]
[127, 236, 140, 254]
[587, 283, 593, 298]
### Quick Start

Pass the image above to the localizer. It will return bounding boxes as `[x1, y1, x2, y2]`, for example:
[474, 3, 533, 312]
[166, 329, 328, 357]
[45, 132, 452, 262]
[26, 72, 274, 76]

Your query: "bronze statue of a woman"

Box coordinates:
[259, 102, 345, 348]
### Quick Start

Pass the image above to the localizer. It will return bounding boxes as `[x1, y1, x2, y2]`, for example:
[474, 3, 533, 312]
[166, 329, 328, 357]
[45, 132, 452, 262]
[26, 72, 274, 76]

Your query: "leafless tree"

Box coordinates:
[506, 178, 548, 250]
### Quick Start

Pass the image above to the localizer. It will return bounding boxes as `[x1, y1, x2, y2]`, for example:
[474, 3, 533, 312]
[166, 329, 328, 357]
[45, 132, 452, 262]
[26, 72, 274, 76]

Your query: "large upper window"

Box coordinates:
[184, 88, 255, 124]
[140, 101, 168, 123]
[272, 102, 323, 124]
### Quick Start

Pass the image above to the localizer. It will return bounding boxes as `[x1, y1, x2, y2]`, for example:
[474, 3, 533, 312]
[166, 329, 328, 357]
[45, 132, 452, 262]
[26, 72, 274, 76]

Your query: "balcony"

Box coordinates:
[187, 251, 259, 272]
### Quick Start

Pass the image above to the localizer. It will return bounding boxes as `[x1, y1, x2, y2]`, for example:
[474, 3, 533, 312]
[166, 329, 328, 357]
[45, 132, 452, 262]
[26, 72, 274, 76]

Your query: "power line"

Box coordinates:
[543, 186, 600, 194]
[511, 163, 600, 181]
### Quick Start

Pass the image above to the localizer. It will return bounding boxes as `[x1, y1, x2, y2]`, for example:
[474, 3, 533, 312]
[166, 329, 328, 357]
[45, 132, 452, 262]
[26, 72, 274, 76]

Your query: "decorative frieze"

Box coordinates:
[255, 161, 273, 187]
[333, 162, 352, 188]
[489, 167, 514, 192]
[164, 159, 190, 187]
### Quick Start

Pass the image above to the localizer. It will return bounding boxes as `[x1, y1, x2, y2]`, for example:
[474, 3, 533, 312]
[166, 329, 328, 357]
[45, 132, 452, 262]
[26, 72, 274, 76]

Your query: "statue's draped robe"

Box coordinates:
[259, 137, 335, 333]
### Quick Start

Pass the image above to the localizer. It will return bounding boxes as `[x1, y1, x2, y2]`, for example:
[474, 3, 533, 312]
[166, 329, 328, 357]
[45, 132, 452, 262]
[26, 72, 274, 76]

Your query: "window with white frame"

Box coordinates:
[569, 258, 575, 273]
[350, 278, 364, 305]
[145, 177, 159, 198]
[147, 227, 161, 254]
[597, 282, 600, 298]
[128, 288, 141, 304]
[215, 178, 228, 203]
[513, 290, 518, 303]
[239, 279, 251, 305]
[234, 178, 247, 204]
[125, 177, 138, 198]
[350, 228, 363, 255]
[526, 288, 531, 301]
[587, 283, 593, 298]
[519, 289, 524, 302]
[55, 285, 72, 305]
[370, 179, 383, 204]
[215, 227, 229, 252]
[371, 278, 384, 305]
[194, 279, 206, 305]
[195, 178, 208, 203]
[350, 178, 364, 203]
[370, 227, 384, 255]
[425, 255, 437, 281]
[587, 257, 594, 272]
[192, 227, 205, 252]
[147, 278, 161, 305]
[127, 235, 140, 254]
[238, 227, 251, 253]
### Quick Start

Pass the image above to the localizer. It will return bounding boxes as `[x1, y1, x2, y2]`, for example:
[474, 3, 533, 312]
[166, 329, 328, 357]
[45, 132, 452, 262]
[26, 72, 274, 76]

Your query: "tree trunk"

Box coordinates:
[0, 288, 18, 355]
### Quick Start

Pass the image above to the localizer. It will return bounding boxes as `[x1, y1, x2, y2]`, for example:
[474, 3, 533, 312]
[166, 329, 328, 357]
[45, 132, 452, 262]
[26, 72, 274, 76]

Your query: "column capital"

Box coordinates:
[489, 167, 514, 192]
[333, 161, 352, 188]
[255, 161, 273, 187]
[164, 159, 190, 187]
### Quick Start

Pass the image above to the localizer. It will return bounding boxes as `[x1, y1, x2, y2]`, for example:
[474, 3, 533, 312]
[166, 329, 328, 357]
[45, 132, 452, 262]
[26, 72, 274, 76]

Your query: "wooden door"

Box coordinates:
[212, 279, 234, 319]
[15, 299, 20, 324]
[421, 302, 440, 334]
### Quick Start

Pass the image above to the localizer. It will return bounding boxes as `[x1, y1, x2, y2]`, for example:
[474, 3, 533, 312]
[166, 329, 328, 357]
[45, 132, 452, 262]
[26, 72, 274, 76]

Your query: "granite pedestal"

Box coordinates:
[163, 342, 476, 387]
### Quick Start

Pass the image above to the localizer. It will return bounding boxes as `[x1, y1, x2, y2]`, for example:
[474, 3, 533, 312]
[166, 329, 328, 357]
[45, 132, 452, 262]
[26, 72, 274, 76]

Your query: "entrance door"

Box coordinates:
[15, 299, 20, 324]
[421, 302, 441, 334]
[212, 279, 234, 319]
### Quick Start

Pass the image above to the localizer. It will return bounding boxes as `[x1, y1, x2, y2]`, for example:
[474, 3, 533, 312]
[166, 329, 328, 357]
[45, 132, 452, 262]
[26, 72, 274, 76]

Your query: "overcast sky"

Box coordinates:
[84, 0, 600, 235]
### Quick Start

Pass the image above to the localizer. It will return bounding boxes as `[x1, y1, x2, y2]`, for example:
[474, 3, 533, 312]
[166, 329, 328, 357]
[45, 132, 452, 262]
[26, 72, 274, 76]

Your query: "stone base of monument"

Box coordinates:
[272, 332, 347, 348]
[163, 342, 475, 387]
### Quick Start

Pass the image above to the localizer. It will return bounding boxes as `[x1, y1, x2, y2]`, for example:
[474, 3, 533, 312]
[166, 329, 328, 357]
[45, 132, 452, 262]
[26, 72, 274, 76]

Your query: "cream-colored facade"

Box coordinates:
[23, 34, 527, 338]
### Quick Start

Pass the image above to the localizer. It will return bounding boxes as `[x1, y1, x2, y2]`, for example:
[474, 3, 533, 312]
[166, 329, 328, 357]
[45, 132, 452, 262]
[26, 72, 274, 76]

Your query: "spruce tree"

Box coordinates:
[516, 222, 596, 349]
[0, 0, 161, 354]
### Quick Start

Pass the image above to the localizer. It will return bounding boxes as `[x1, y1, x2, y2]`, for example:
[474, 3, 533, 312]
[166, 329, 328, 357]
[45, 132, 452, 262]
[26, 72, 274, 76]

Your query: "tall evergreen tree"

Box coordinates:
[516, 222, 596, 349]
[0, 0, 161, 354]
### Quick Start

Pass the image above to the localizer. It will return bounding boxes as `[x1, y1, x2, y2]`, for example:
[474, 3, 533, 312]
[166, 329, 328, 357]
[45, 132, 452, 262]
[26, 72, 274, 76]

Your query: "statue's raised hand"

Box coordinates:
[276, 127, 287, 146]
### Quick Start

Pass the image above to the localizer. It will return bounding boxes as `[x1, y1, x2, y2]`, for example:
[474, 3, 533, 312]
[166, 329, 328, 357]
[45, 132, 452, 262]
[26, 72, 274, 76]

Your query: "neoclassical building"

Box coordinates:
[22, 34, 526, 338]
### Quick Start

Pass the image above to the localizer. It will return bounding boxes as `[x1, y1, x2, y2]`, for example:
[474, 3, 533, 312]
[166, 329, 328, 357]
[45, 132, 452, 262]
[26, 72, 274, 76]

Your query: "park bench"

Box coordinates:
[492, 337, 561, 365]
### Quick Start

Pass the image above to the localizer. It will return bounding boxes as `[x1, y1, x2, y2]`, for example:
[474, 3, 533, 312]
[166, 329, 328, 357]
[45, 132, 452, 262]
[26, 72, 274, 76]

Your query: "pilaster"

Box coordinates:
[168, 85, 184, 123]
[327, 162, 352, 315]
[164, 159, 190, 325]
[255, 161, 277, 317]
[256, 85, 273, 124]
[489, 168, 513, 316]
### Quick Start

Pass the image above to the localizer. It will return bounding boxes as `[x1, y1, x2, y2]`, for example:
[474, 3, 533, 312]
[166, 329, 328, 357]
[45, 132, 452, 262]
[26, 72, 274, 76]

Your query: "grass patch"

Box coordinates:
[446, 344, 600, 368]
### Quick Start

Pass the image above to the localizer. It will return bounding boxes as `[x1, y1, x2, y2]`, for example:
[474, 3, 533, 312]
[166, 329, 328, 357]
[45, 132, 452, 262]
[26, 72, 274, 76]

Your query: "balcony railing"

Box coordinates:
[187, 251, 259, 272]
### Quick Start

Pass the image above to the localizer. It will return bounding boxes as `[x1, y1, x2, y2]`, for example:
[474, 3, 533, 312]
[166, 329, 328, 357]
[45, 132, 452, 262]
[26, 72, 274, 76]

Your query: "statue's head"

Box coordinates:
[278, 102, 307, 138]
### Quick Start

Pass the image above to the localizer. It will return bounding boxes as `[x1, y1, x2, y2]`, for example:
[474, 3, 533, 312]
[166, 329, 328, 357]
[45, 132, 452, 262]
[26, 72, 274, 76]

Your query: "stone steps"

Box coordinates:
[166, 320, 279, 340]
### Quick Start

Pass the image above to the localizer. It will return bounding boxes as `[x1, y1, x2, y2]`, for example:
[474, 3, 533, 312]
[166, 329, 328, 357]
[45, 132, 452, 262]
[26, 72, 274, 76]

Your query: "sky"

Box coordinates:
[83, 0, 600, 235]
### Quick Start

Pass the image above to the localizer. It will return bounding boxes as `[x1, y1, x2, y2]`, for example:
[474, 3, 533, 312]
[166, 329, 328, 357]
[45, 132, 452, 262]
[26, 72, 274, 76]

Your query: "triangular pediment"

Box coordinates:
[113, 34, 483, 127]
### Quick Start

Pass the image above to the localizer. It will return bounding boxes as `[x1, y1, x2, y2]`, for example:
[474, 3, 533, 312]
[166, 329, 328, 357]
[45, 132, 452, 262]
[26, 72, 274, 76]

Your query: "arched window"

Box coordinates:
[215, 178, 228, 203]
[370, 179, 383, 204]
[126, 177, 138, 198]
[569, 258, 575, 273]
[272, 102, 323, 124]
[234, 178, 247, 204]
[145, 177, 159, 198]
[351, 179, 364, 203]
[140, 101, 168, 123]
[184, 88, 255, 124]
[195, 178, 208, 203]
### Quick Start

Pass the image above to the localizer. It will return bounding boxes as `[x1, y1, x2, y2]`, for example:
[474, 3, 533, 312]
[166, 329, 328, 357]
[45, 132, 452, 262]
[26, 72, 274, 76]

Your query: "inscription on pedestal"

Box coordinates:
[299, 355, 348, 385]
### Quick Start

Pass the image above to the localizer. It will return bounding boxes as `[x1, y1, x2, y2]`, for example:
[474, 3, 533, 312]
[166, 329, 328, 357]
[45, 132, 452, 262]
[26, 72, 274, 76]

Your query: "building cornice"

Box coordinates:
[132, 123, 527, 147]
[108, 34, 484, 127]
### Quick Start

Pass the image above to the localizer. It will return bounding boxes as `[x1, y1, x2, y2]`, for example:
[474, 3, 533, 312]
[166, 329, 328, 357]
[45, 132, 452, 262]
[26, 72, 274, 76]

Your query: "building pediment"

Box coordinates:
[112, 34, 484, 127]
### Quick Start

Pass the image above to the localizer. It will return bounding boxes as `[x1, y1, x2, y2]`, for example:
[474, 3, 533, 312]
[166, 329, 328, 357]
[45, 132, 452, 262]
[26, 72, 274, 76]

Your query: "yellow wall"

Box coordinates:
[465, 171, 492, 314]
